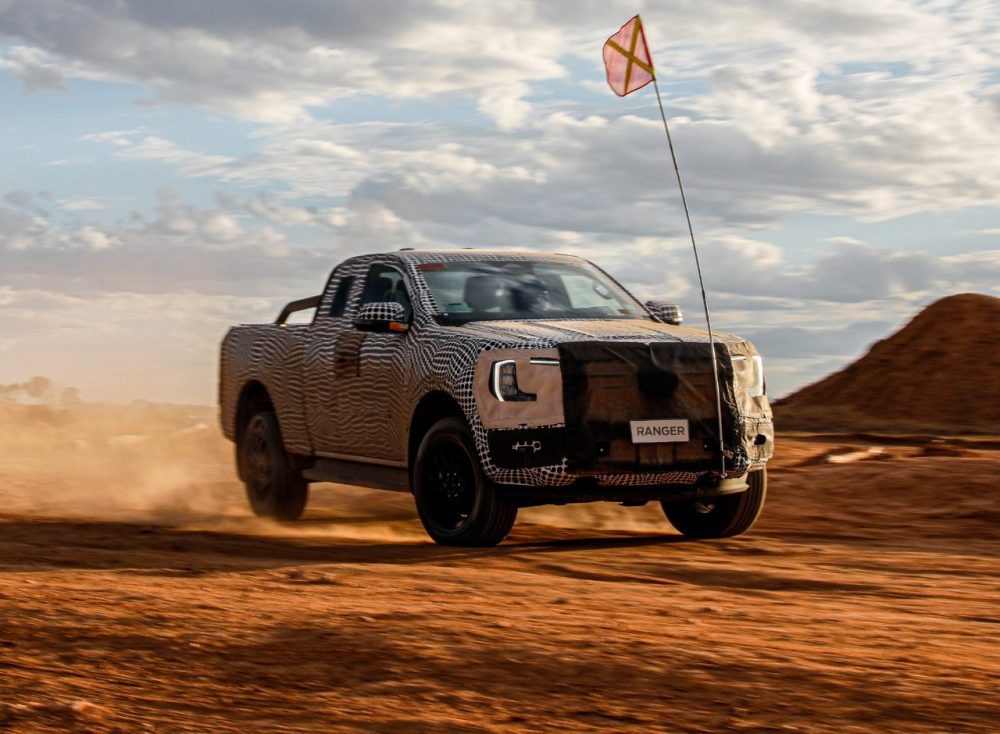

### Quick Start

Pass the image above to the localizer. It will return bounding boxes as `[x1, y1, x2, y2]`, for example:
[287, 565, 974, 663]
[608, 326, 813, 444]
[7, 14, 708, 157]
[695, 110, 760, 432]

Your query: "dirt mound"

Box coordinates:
[774, 293, 1000, 433]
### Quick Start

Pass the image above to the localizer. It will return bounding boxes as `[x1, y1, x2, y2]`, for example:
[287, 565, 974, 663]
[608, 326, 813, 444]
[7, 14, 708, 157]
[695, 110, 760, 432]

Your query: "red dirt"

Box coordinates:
[774, 293, 1000, 433]
[1, 404, 998, 732]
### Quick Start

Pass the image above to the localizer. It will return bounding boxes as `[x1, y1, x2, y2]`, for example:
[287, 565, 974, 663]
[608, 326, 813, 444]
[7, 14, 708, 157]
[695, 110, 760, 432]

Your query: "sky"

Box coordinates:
[1, 0, 998, 404]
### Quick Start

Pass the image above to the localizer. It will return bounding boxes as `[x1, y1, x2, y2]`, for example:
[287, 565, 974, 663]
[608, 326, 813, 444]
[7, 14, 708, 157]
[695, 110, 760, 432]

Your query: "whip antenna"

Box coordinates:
[651, 78, 726, 476]
[603, 15, 727, 475]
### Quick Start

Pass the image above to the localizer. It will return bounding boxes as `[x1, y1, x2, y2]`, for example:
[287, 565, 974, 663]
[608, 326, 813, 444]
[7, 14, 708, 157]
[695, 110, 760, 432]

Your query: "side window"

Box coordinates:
[329, 276, 354, 317]
[360, 265, 413, 321]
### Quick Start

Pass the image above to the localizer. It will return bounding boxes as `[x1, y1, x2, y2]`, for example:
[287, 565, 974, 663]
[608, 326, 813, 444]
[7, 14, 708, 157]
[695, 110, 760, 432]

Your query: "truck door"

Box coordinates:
[303, 263, 414, 462]
[302, 269, 359, 455]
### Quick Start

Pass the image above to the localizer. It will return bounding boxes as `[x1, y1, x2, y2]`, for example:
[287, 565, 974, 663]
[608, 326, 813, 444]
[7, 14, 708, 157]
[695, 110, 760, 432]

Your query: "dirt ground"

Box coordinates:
[0, 404, 997, 733]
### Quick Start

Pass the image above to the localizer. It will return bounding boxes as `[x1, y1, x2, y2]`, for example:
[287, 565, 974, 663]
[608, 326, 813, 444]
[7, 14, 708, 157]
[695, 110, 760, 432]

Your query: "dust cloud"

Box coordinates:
[0, 376, 671, 535]
[0, 379, 436, 541]
[0, 378, 238, 524]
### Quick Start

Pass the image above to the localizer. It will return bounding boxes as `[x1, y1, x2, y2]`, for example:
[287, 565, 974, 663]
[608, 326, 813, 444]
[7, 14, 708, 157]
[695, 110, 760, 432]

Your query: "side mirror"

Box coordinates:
[354, 302, 410, 332]
[645, 300, 683, 326]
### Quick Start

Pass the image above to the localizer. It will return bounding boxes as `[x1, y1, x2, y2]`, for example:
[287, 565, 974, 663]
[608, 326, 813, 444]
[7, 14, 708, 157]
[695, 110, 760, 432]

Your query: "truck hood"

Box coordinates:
[452, 318, 749, 347]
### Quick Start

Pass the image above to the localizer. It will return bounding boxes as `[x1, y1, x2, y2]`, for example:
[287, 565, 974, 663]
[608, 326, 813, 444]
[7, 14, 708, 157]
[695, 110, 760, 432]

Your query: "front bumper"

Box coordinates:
[482, 420, 772, 489]
[497, 472, 755, 507]
[477, 338, 774, 489]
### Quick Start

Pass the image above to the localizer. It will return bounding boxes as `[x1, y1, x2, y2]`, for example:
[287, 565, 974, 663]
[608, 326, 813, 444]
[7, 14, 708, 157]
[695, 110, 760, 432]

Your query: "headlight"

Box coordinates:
[490, 360, 537, 402]
[475, 350, 563, 428]
[747, 355, 765, 397]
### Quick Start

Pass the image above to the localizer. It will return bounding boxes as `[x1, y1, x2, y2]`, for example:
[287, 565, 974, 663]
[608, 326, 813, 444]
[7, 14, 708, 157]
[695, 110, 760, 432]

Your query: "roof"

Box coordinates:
[392, 249, 589, 266]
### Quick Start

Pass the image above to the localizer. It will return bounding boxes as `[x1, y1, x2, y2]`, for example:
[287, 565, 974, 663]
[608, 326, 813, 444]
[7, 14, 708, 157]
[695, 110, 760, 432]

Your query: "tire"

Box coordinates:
[412, 417, 517, 546]
[661, 468, 767, 539]
[238, 410, 308, 521]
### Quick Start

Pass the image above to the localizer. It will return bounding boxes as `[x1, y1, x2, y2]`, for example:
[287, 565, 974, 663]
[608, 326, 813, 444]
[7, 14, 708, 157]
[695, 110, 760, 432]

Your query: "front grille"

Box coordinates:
[558, 340, 738, 472]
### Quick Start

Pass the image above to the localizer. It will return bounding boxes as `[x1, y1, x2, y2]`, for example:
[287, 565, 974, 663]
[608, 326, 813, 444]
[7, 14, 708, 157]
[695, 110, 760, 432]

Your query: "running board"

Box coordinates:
[302, 458, 410, 492]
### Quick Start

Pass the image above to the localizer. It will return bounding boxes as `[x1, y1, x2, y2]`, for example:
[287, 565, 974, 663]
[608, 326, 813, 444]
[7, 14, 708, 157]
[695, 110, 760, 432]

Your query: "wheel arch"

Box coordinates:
[235, 380, 275, 448]
[408, 390, 465, 476]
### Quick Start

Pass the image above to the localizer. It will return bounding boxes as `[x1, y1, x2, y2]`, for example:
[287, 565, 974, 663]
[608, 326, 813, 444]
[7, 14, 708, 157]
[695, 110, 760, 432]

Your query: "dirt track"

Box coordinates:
[1, 405, 998, 732]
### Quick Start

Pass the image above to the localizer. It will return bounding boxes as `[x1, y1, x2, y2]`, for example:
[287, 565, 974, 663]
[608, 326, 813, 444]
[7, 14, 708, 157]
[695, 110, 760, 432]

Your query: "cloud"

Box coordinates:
[2, 182, 998, 402]
[84, 84, 997, 245]
[0, 45, 67, 93]
[72, 224, 116, 251]
[116, 136, 236, 177]
[477, 82, 533, 132]
[82, 129, 142, 147]
[39, 0, 998, 229]
[790, 243, 1000, 303]
[45, 156, 96, 166]
[741, 320, 896, 359]
[2, 1, 999, 402]
[0, 0, 567, 126]
[1, 190, 121, 252]
[58, 197, 105, 211]
[0, 188, 329, 296]
[5, 181, 999, 307]
[3, 190, 50, 216]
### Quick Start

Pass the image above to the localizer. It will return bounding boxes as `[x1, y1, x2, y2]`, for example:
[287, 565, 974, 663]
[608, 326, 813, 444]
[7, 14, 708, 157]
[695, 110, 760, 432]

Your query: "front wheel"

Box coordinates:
[661, 468, 767, 539]
[413, 417, 517, 546]
[238, 410, 308, 521]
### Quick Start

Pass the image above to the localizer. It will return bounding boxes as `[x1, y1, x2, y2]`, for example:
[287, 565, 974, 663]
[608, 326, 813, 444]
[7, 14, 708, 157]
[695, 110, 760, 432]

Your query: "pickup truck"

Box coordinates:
[219, 250, 773, 546]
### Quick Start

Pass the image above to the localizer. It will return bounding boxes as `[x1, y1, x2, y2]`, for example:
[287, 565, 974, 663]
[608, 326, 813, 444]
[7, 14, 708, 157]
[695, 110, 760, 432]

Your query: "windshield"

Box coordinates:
[419, 260, 648, 323]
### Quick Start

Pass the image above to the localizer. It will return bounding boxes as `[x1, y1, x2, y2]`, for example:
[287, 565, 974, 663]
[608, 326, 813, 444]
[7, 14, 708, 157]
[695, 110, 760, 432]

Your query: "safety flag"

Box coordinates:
[602, 15, 655, 97]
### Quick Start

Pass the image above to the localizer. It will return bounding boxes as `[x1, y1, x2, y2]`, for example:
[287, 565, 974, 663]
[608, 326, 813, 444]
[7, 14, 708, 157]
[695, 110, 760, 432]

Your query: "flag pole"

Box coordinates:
[651, 77, 727, 476]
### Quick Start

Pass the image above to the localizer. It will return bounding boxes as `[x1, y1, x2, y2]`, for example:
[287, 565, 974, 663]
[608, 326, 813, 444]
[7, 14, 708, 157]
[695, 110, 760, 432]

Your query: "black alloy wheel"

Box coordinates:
[422, 441, 478, 531]
[413, 417, 517, 546]
[238, 410, 308, 521]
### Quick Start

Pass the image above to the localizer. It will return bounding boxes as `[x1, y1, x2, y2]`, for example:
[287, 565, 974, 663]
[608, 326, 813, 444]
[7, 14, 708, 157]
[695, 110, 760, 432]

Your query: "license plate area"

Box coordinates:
[630, 419, 689, 444]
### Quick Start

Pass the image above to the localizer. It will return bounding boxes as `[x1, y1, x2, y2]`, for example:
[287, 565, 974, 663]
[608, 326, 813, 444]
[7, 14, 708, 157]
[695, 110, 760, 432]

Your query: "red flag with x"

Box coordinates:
[603, 15, 655, 96]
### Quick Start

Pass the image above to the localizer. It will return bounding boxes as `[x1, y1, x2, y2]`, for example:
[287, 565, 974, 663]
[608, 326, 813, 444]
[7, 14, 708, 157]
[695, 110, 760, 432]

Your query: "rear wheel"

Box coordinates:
[238, 410, 308, 521]
[661, 468, 766, 538]
[413, 417, 517, 546]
